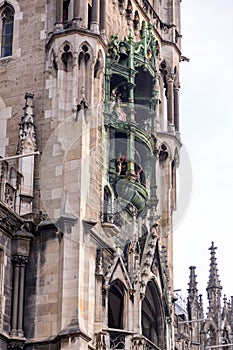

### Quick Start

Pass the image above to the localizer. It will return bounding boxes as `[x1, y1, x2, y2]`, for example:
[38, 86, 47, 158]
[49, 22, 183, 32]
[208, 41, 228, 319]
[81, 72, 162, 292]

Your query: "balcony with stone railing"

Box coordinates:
[132, 335, 162, 350]
[100, 330, 163, 350]
[102, 328, 135, 350]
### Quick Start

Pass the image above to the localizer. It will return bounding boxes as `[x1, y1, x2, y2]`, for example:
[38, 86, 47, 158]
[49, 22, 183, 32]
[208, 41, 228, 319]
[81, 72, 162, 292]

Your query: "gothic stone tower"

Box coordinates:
[0, 1, 182, 349]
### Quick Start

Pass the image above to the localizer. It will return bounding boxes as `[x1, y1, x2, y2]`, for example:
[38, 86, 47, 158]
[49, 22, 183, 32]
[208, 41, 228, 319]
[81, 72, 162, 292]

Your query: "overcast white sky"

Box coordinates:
[173, 0, 233, 311]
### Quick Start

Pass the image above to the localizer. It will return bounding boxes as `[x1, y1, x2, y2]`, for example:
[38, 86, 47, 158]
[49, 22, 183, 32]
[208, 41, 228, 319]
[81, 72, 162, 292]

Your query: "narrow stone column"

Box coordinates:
[17, 258, 27, 336]
[11, 257, 20, 335]
[55, 0, 63, 31]
[72, 53, 78, 112]
[91, 0, 100, 33]
[102, 285, 109, 328]
[95, 252, 103, 325]
[167, 74, 174, 129]
[72, 0, 82, 27]
[174, 85, 180, 131]
[100, 0, 106, 34]
[79, 0, 88, 28]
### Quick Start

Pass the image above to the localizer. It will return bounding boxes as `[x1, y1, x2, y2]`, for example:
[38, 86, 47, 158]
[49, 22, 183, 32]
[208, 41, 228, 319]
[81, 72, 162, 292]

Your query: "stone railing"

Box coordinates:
[132, 335, 162, 350]
[102, 328, 135, 350]
[100, 331, 162, 350]
[109, 331, 126, 349]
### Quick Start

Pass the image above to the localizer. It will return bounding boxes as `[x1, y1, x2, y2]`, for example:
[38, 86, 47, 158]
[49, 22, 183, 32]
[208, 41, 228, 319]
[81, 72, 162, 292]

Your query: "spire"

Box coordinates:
[207, 242, 222, 290]
[17, 93, 37, 215]
[199, 294, 204, 319]
[187, 266, 198, 298]
[206, 242, 222, 321]
[17, 93, 37, 154]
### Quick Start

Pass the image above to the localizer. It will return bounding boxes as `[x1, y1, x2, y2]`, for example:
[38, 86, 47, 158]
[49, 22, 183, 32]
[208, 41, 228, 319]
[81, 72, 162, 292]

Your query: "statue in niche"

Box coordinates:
[77, 87, 89, 111]
[115, 155, 127, 176]
[134, 163, 146, 186]
[76, 87, 89, 121]
[109, 90, 117, 112]
[112, 92, 126, 121]
[135, 163, 142, 182]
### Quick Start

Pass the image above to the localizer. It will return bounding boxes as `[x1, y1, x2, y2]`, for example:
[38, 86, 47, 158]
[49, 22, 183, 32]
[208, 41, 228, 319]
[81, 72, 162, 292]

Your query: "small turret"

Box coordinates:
[187, 266, 203, 344]
[188, 266, 198, 299]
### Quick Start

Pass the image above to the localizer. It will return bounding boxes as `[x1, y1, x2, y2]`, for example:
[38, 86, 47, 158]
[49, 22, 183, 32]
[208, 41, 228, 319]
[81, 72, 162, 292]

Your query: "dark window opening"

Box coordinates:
[159, 144, 169, 163]
[108, 280, 125, 329]
[1, 6, 14, 57]
[134, 68, 152, 107]
[63, 0, 71, 28]
[88, 4, 92, 30]
[61, 44, 73, 72]
[110, 75, 129, 104]
[142, 281, 164, 347]
[78, 45, 90, 68]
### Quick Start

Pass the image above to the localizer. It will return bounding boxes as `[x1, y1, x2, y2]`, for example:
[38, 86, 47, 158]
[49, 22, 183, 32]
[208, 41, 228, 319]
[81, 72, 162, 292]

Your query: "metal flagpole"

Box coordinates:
[0, 151, 40, 162]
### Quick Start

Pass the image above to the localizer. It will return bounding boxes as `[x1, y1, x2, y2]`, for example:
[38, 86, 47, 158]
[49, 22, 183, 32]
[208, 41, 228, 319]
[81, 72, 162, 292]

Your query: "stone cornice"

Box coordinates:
[23, 328, 92, 347]
[45, 27, 108, 52]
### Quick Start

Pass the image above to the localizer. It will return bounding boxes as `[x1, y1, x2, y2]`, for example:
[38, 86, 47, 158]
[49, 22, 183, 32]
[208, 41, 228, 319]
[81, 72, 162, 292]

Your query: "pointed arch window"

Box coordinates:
[142, 281, 165, 347]
[108, 280, 125, 329]
[1, 5, 14, 57]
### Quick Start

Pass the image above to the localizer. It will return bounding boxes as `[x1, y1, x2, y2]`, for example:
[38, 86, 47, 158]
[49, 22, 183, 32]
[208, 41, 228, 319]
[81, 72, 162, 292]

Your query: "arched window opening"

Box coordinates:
[103, 187, 112, 223]
[1, 5, 14, 57]
[142, 281, 164, 347]
[78, 45, 90, 68]
[108, 280, 125, 329]
[133, 10, 140, 32]
[159, 144, 169, 164]
[134, 68, 152, 108]
[109, 75, 129, 121]
[61, 44, 73, 72]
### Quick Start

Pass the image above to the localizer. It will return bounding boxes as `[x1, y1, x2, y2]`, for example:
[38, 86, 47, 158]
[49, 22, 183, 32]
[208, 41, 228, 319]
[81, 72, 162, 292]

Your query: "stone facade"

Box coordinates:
[0, 1, 182, 349]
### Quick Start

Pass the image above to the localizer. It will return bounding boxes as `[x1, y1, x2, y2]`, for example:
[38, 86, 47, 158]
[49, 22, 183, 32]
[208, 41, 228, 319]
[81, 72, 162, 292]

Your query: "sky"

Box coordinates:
[173, 0, 233, 312]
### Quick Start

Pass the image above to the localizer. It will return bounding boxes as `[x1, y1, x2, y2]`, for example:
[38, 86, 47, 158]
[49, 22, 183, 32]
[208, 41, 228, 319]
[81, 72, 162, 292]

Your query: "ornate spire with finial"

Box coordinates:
[187, 266, 198, 298]
[206, 242, 222, 322]
[207, 242, 222, 290]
